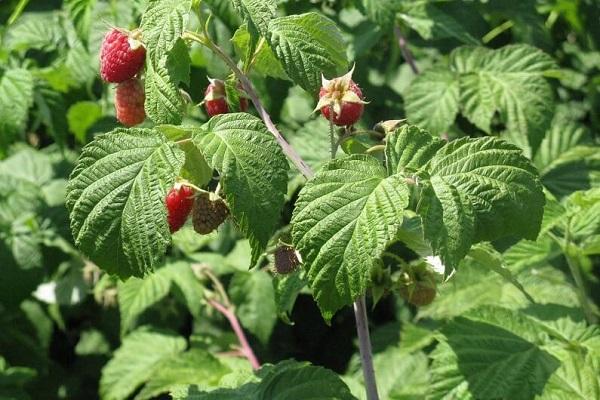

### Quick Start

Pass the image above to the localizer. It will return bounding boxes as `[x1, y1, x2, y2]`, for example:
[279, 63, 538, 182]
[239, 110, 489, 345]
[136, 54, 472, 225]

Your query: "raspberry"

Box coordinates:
[115, 78, 145, 126]
[192, 193, 229, 234]
[100, 29, 146, 83]
[273, 244, 301, 274]
[397, 265, 437, 306]
[204, 78, 249, 117]
[315, 65, 366, 126]
[165, 184, 195, 233]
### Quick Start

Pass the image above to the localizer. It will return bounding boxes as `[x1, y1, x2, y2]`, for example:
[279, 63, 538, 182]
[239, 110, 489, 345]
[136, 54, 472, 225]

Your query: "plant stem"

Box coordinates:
[482, 20, 514, 44]
[187, 25, 379, 397]
[208, 299, 261, 370]
[393, 26, 419, 75]
[562, 221, 596, 324]
[354, 296, 380, 400]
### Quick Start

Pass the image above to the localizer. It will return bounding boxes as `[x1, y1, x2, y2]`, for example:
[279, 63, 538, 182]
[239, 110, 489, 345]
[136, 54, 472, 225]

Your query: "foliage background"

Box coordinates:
[0, 0, 599, 399]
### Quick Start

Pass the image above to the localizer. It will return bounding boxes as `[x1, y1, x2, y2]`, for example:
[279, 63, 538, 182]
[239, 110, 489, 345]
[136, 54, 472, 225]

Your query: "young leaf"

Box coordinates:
[384, 124, 444, 175]
[291, 155, 409, 320]
[418, 137, 545, 268]
[100, 329, 186, 400]
[191, 114, 289, 265]
[404, 67, 460, 135]
[267, 12, 347, 94]
[231, 24, 288, 80]
[231, 0, 277, 38]
[66, 128, 185, 278]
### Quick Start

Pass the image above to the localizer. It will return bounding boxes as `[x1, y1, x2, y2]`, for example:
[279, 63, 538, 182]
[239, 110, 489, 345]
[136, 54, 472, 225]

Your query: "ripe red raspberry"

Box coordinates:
[316, 65, 366, 126]
[165, 184, 195, 233]
[203, 78, 249, 117]
[192, 193, 229, 234]
[100, 29, 146, 83]
[115, 78, 145, 126]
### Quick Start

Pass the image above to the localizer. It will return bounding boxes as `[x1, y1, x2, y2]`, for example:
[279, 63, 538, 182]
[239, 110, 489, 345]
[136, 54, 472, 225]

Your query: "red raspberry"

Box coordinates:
[115, 78, 145, 126]
[204, 78, 249, 117]
[165, 184, 195, 233]
[315, 66, 366, 126]
[100, 29, 146, 83]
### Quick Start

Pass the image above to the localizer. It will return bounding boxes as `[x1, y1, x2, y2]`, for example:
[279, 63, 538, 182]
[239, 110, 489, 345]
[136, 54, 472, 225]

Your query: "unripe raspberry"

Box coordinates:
[204, 78, 249, 117]
[397, 265, 437, 306]
[165, 184, 195, 233]
[115, 78, 145, 126]
[273, 244, 301, 275]
[100, 28, 146, 83]
[192, 193, 229, 234]
[315, 65, 366, 126]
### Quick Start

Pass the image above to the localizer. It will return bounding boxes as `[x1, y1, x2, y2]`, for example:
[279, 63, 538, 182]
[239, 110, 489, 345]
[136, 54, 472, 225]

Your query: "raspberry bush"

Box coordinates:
[1, 1, 600, 399]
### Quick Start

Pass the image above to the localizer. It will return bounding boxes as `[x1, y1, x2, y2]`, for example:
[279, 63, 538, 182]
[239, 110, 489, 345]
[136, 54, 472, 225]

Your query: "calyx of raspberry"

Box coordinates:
[204, 78, 226, 101]
[314, 65, 367, 116]
[125, 28, 144, 50]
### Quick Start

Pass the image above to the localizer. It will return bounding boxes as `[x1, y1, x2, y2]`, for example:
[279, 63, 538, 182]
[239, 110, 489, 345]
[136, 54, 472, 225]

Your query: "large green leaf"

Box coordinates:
[192, 114, 289, 265]
[429, 307, 561, 400]
[136, 349, 231, 399]
[66, 128, 185, 278]
[100, 329, 186, 400]
[539, 346, 600, 399]
[452, 45, 556, 155]
[228, 270, 277, 344]
[145, 60, 185, 125]
[140, 0, 192, 63]
[0, 69, 34, 155]
[359, 0, 403, 28]
[404, 67, 460, 135]
[417, 137, 545, 268]
[267, 12, 347, 94]
[291, 155, 409, 320]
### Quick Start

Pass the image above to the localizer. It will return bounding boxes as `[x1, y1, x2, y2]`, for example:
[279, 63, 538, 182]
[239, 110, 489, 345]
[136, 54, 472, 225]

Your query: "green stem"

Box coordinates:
[482, 20, 514, 44]
[562, 221, 596, 324]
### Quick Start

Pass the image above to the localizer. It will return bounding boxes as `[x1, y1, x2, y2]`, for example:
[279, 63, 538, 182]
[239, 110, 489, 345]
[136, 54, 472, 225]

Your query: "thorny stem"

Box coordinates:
[186, 16, 379, 397]
[394, 25, 419, 75]
[208, 299, 261, 370]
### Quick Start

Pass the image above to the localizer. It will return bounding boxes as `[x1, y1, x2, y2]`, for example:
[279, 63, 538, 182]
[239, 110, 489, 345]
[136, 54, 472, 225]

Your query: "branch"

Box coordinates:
[208, 299, 261, 370]
[354, 295, 380, 400]
[393, 26, 419, 75]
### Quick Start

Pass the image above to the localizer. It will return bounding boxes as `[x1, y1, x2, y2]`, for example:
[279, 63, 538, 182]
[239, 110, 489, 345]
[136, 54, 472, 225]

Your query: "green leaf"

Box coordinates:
[359, 0, 403, 28]
[0, 175, 42, 228]
[430, 307, 561, 400]
[404, 67, 460, 135]
[65, 0, 97, 41]
[4, 12, 63, 52]
[137, 349, 231, 399]
[66, 128, 185, 278]
[291, 155, 409, 320]
[140, 0, 192, 63]
[0, 69, 34, 155]
[100, 329, 186, 400]
[231, 25, 288, 80]
[145, 61, 185, 125]
[0, 147, 54, 186]
[418, 137, 545, 268]
[451, 44, 556, 155]
[67, 101, 103, 144]
[274, 271, 305, 323]
[539, 346, 600, 399]
[33, 83, 68, 148]
[399, 1, 479, 44]
[229, 270, 277, 344]
[231, 0, 277, 38]
[118, 268, 173, 335]
[267, 12, 347, 94]
[384, 124, 444, 174]
[192, 114, 289, 264]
